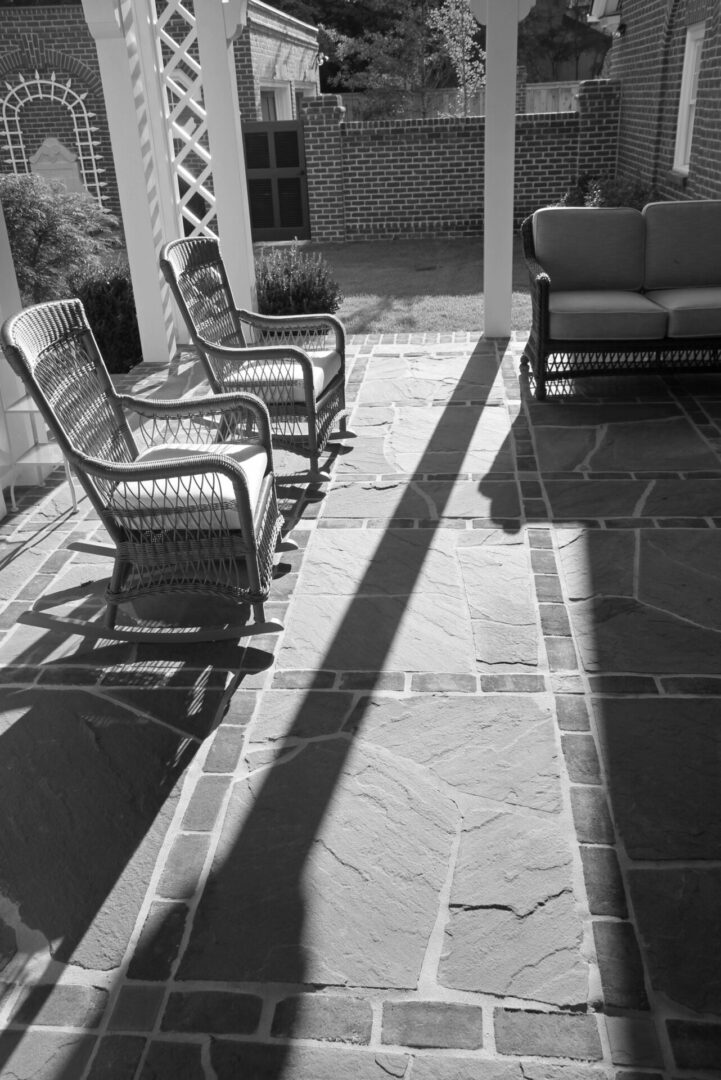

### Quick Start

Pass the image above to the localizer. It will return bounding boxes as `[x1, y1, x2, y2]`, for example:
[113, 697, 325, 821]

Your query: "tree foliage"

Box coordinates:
[325, 0, 455, 117]
[0, 173, 119, 303]
[518, 0, 609, 81]
[427, 0, 485, 115]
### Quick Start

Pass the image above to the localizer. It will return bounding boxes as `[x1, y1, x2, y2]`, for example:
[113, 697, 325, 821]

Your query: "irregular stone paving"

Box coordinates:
[0, 334, 720, 1078]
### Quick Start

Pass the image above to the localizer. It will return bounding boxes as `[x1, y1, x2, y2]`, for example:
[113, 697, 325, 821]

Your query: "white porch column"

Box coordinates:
[471, 0, 536, 337]
[82, 0, 176, 361]
[0, 201, 23, 517]
[194, 0, 257, 310]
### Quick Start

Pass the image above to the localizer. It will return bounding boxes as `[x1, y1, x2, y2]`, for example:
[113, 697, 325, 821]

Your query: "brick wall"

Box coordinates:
[304, 82, 621, 243]
[235, 3, 320, 121]
[0, 4, 119, 214]
[607, 0, 721, 200]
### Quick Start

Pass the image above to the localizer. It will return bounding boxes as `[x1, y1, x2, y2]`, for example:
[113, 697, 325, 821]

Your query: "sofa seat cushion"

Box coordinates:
[643, 200, 721, 290]
[644, 287, 721, 338]
[108, 443, 268, 532]
[549, 290, 668, 341]
[224, 349, 341, 404]
[533, 207, 646, 291]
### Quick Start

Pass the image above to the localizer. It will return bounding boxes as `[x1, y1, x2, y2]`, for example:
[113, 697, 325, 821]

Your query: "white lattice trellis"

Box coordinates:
[152, 0, 219, 237]
[1, 71, 106, 205]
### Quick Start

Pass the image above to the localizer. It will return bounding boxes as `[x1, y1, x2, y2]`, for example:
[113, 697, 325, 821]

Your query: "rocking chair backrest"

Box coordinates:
[1, 299, 138, 468]
[160, 237, 248, 357]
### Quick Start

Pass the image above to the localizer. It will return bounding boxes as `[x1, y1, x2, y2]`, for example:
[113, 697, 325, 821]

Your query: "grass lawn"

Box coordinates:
[307, 236, 532, 336]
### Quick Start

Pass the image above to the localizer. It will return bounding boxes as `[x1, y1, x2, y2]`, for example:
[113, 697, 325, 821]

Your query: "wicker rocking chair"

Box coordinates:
[1, 299, 290, 642]
[160, 237, 355, 483]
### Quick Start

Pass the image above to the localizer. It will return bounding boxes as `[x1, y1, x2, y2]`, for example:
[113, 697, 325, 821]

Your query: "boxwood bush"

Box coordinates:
[71, 256, 142, 374]
[255, 241, 342, 316]
[560, 173, 657, 211]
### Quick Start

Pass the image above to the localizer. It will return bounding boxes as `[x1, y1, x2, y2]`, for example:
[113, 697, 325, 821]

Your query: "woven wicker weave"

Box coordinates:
[160, 237, 352, 480]
[520, 214, 721, 401]
[1, 298, 284, 639]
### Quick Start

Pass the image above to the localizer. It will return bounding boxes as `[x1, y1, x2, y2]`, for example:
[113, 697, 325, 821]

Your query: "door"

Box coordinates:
[242, 120, 310, 242]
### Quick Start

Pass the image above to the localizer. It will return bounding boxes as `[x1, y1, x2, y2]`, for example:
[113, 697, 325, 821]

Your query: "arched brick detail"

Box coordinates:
[0, 42, 103, 97]
[1, 74, 107, 205]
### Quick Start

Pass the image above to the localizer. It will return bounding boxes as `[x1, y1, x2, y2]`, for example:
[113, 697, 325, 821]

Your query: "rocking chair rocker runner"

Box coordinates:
[160, 237, 355, 483]
[1, 299, 288, 642]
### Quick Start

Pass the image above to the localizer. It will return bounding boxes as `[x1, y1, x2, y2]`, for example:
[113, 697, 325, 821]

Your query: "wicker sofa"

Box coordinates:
[520, 200, 721, 400]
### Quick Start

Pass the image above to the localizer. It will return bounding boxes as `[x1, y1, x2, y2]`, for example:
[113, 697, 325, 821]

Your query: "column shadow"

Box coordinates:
[489, 363, 721, 1076]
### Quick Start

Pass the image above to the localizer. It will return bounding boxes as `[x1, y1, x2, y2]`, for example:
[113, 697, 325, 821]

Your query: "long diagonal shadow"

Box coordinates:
[1, 336, 512, 1080]
[69, 335, 511, 1080]
[177, 335, 510, 1078]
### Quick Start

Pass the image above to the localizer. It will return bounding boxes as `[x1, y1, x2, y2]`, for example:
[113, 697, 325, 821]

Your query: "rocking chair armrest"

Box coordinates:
[116, 391, 274, 452]
[199, 342, 322, 402]
[71, 448, 268, 501]
[236, 308, 346, 353]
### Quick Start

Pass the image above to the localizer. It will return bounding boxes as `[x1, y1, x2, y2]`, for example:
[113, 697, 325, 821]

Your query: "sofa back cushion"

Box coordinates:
[532, 207, 645, 291]
[643, 200, 721, 289]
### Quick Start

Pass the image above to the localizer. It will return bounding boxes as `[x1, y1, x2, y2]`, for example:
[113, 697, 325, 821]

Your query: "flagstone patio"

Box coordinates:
[0, 332, 720, 1079]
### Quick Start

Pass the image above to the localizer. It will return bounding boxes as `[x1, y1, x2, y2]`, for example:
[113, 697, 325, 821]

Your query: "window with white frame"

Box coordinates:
[673, 21, 705, 175]
[259, 85, 292, 121]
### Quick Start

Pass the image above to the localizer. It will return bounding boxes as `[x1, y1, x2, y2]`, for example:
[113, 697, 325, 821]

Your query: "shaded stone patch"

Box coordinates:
[141, 1039, 204, 1078]
[638, 531, 721, 631]
[568, 595, 721, 674]
[0, 691, 191, 973]
[667, 1018, 721, 1071]
[178, 739, 456, 987]
[595, 698, 721, 859]
[535, 417, 718, 474]
[545, 480, 650, 521]
[161, 990, 262, 1034]
[629, 868, 721, 1014]
[87, 1035, 145, 1079]
[643, 478, 721, 517]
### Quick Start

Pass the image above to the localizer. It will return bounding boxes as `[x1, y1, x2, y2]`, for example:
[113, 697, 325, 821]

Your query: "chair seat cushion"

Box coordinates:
[108, 442, 267, 531]
[644, 287, 721, 338]
[533, 207, 646, 291]
[643, 200, 721, 290]
[549, 290, 669, 340]
[225, 349, 342, 404]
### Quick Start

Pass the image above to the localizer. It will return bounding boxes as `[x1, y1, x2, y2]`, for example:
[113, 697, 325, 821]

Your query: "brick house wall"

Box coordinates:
[606, 0, 721, 200]
[0, 4, 119, 214]
[0, 0, 319, 224]
[234, 0, 320, 120]
[304, 82, 620, 242]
